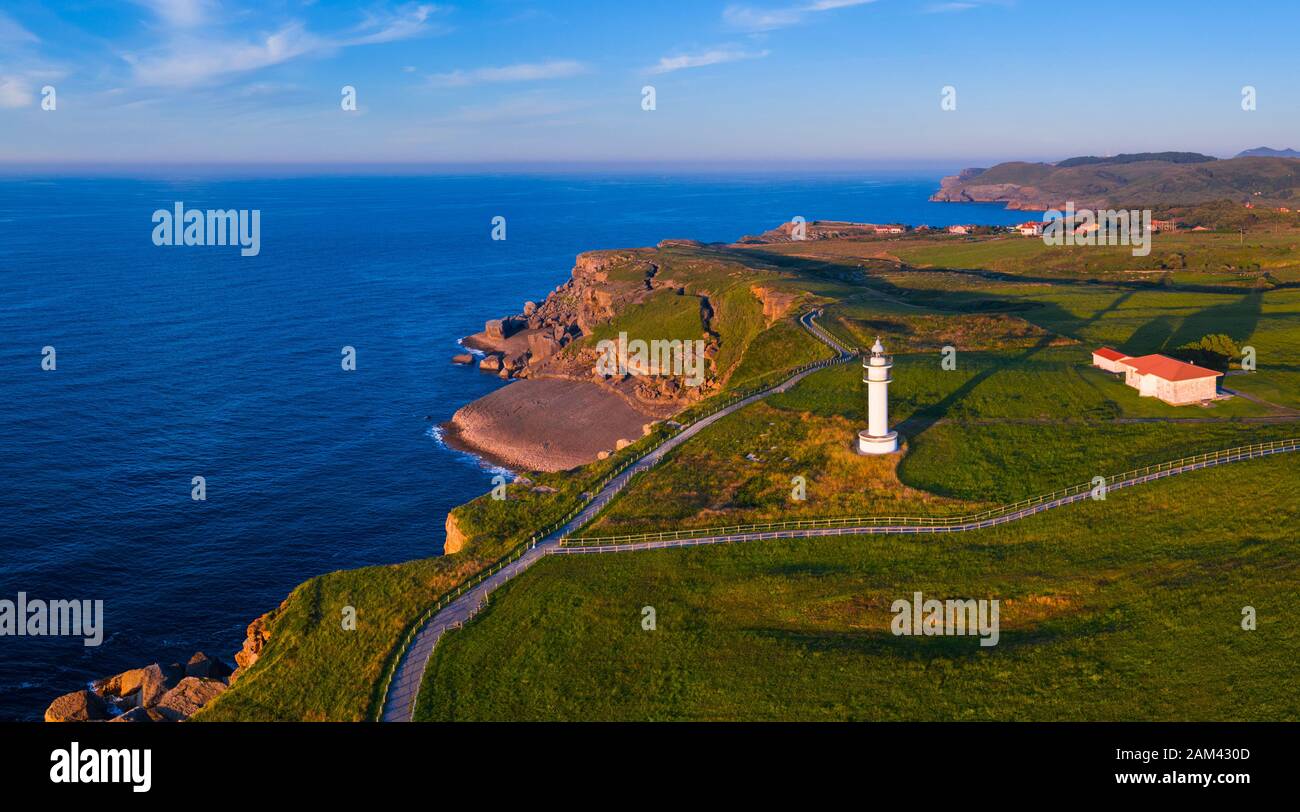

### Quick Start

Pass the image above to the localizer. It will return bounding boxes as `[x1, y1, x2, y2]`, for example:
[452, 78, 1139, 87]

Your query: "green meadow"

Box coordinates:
[415, 454, 1300, 721]
[206, 229, 1300, 721]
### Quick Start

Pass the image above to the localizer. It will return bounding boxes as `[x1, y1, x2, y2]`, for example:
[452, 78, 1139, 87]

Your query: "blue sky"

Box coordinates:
[2, 0, 1298, 167]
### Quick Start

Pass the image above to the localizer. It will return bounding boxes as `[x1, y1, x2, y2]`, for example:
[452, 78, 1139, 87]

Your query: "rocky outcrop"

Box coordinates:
[233, 613, 272, 679]
[459, 249, 662, 383]
[95, 663, 180, 708]
[444, 511, 468, 555]
[45, 690, 108, 722]
[186, 651, 234, 680]
[751, 285, 797, 325]
[46, 651, 234, 723]
[154, 677, 227, 721]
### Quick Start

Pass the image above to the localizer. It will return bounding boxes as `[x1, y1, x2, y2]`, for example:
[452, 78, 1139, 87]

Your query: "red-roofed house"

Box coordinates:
[1091, 346, 1130, 373]
[1115, 353, 1222, 404]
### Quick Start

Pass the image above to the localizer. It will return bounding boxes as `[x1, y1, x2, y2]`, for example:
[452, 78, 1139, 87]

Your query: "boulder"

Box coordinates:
[523, 301, 537, 316]
[485, 317, 523, 340]
[108, 706, 168, 723]
[185, 652, 233, 680]
[127, 664, 175, 707]
[479, 354, 502, 372]
[154, 677, 227, 721]
[451, 353, 474, 365]
[501, 351, 529, 373]
[45, 690, 108, 722]
[615, 438, 632, 450]
[94, 662, 182, 706]
[525, 332, 561, 362]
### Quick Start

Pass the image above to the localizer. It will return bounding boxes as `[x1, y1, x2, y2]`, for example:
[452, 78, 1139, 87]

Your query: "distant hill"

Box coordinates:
[1056, 152, 1217, 168]
[932, 155, 1300, 210]
[1236, 146, 1300, 159]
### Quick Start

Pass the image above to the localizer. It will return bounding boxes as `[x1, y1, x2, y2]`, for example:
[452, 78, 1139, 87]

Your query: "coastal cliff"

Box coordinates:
[444, 243, 736, 472]
[931, 154, 1300, 210]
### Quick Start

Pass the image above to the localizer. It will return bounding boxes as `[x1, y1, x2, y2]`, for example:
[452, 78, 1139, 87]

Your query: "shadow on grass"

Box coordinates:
[745, 609, 1126, 660]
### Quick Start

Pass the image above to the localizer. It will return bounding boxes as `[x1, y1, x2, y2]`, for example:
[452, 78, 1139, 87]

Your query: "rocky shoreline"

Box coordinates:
[442, 245, 720, 472]
[44, 243, 730, 720]
[44, 611, 272, 722]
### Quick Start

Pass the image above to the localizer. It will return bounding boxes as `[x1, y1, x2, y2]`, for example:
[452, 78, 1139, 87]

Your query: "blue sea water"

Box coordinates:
[0, 172, 1029, 719]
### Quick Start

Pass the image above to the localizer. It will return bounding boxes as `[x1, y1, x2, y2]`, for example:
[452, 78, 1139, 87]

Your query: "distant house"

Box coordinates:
[1092, 348, 1221, 404]
[947, 224, 972, 235]
[874, 224, 905, 234]
[1091, 346, 1130, 373]
[1016, 221, 1043, 236]
[1151, 218, 1178, 232]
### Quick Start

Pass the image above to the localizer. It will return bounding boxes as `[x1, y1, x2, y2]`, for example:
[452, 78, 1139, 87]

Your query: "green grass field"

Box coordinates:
[207, 229, 1300, 721]
[415, 454, 1299, 721]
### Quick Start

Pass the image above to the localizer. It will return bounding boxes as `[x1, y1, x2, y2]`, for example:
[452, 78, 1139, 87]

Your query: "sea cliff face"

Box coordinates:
[458, 244, 720, 405]
[932, 174, 1048, 210]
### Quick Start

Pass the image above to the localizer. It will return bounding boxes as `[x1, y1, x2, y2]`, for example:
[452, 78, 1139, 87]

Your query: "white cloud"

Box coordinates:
[647, 48, 769, 74]
[0, 75, 34, 108]
[125, 23, 323, 88]
[428, 60, 588, 88]
[133, 0, 213, 29]
[346, 4, 445, 45]
[124, 5, 443, 88]
[723, 0, 875, 32]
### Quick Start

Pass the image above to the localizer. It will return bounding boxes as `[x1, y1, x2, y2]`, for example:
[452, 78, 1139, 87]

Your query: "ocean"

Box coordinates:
[0, 172, 1030, 720]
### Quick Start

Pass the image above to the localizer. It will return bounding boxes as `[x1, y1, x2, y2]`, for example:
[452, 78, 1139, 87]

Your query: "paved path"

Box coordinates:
[381, 309, 1296, 721]
[555, 442, 1297, 554]
[380, 309, 854, 721]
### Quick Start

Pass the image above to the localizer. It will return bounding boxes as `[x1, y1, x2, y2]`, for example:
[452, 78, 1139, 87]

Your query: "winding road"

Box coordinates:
[379, 308, 1298, 721]
[379, 309, 854, 721]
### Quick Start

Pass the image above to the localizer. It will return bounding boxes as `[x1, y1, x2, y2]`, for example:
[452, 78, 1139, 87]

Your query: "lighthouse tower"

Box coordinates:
[857, 338, 900, 454]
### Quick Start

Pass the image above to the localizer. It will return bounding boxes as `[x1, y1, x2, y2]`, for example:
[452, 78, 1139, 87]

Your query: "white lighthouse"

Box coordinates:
[857, 337, 900, 454]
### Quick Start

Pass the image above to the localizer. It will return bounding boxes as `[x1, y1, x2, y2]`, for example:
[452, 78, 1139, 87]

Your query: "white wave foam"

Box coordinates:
[426, 425, 516, 479]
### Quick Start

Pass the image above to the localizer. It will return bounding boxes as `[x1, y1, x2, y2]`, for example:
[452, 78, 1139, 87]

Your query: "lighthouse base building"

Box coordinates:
[857, 428, 899, 454]
[858, 338, 900, 455]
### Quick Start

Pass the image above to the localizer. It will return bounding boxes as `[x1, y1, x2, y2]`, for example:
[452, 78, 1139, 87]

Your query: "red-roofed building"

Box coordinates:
[1091, 346, 1130, 373]
[1111, 352, 1222, 404]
